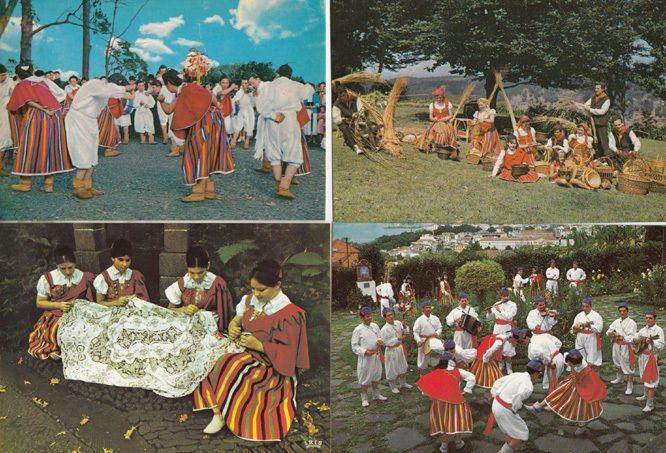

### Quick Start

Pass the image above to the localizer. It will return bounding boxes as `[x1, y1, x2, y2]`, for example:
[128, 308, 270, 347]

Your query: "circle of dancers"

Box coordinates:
[351, 281, 664, 453]
[0, 62, 325, 202]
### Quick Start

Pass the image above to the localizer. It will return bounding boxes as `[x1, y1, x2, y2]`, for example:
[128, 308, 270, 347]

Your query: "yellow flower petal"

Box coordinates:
[31, 397, 49, 408]
[0, 385, 6, 393]
[79, 415, 90, 426]
[50, 378, 60, 386]
[318, 404, 330, 411]
[178, 414, 188, 423]
[123, 426, 137, 440]
[23, 380, 31, 385]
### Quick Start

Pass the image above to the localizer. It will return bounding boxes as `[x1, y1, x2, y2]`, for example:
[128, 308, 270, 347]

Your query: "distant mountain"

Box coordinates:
[389, 75, 665, 124]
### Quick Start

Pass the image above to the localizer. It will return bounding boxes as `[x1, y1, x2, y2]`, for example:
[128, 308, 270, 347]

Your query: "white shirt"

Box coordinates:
[133, 90, 155, 112]
[235, 290, 291, 318]
[429, 100, 453, 116]
[490, 372, 534, 412]
[566, 268, 586, 283]
[608, 129, 641, 153]
[446, 305, 479, 327]
[571, 310, 603, 334]
[164, 272, 217, 305]
[584, 97, 611, 116]
[69, 79, 126, 119]
[513, 274, 529, 289]
[473, 108, 496, 122]
[526, 309, 558, 332]
[232, 88, 253, 112]
[381, 320, 406, 347]
[483, 332, 511, 362]
[487, 300, 518, 324]
[545, 267, 560, 280]
[413, 313, 442, 343]
[65, 84, 80, 98]
[606, 317, 638, 343]
[376, 283, 395, 302]
[36, 269, 85, 298]
[26, 75, 66, 103]
[352, 322, 382, 356]
[159, 85, 175, 103]
[569, 134, 594, 149]
[636, 325, 665, 355]
[93, 266, 133, 295]
[545, 137, 569, 154]
[527, 333, 562, 364]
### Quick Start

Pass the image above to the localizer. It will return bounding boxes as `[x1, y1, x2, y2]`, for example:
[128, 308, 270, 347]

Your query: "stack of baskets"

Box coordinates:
[617, 157, 653, 195]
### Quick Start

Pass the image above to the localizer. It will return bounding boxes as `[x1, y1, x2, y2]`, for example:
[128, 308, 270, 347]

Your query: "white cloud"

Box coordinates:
[54, 69, 80, 82]
[0, 16, 44, 54]
[130, 47, 163, 63]
[174, 37, 203, 47]
[134, 38, 173, 55]
[229, 0, 311, 44]
[203, 14, 225, 26]
[0, 41, 13, 52]
[139, 15, 184, 37]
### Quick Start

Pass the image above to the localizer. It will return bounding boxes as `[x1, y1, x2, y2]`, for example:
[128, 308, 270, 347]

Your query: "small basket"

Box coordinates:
[582, 168, 601, 189]
[511, 164, 530, 178]
[533, 160, 550, 176]
[596, 165, 614, 181]
[558, 167, 573, 179]
[466, 151, 482, 165]
[482, 156, 497, 172]
[650, 156, 665, 174]
[437, 149, 451, 160]
[650, 172, 666, 193]
[617, 173, 651, 195]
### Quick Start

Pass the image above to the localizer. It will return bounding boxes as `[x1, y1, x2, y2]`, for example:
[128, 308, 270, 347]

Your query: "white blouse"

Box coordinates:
[165, 272, 217, 305]
[93, 266, 133, 295]
[37, 269, 84, 298]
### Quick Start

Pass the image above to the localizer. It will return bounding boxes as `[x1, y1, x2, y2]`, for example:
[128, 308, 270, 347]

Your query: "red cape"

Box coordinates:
[416, 368, 465, 403]
[107, 98, 123, 119]
[575, 365, 607, 402]
[7, 80, 61, 112]
[476, 334, 500, 360]
[171, 83, 213, 139]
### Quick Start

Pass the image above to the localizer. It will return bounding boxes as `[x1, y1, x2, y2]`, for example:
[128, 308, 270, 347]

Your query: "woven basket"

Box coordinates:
[558, 167, 573, 179]
[511, 164, 530, 178]
[650, 172, 666, 193]
[617, 173, 650, 195]
[466, 151, 482, 165]
[623, 158, 652, 176]
[482, 156, 497, 172]
[596, 165, 613, 181]
[650, 158, 665, 174]
[582, 168, 601, 189]
[437, 149, 451, 160]
[534, 161, 550, 176]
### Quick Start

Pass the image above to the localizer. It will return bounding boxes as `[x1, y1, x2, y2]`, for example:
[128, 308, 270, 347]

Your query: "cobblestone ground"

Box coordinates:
[332, 298, 665, 453]
[0, 350, 330, 453]
[0, 139, 325, 221]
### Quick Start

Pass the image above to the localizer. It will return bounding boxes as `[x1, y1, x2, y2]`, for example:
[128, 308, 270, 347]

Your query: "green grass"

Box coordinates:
[333, 102, 666, 223]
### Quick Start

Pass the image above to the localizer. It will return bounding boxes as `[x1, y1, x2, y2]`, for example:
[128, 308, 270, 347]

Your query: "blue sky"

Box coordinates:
[0, 0, 325, 83]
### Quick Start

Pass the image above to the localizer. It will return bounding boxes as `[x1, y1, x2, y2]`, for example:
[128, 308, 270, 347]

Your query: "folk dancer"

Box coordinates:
[249, 75, 274, 173]
[7, 64, 73, 193]
[524, 331, 565, 394]
[352, 306, 387, 407]
[28, 245, 95, 360]
[444, 338, 477, 369]
[471, 97, 501, 157]
[535, 349, 607, 436]
[416, 351, 475, 453]
[376, 275, 398, 313]
[634, 309, 665, 412]
[156, 80, 176, 149]
[421, 87, 457, 153]
[512, 268, 529, 302]
[486, 288, 518, 374]
[438, 272, 453, 306]
[65, 74, 131, 199]
[63, 75, 79, 116]
[571, 298, 603, 367]
[414, 298, 443, 375]
[545, 260, 560, 296]
[380, 307, 412, 393]
[606, 301, 637, 395]
[159, 69, 234, 203]
[212, 75, 237, 136]
[230, 79, 255, 150]
[491, 135, 540, 183]
[608, 118, 641, 169]
[133, 80, 156, 144]
[566, 261, 586, 293]
[470, 332, 512, 391]
[0, 64, 16, 177]
[483, 360, 543, 453]
[446, 292, 479, 349]
[526, 296, 559, 336]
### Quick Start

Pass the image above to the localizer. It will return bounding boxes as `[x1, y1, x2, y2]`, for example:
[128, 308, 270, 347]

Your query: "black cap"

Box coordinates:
[277, 64, 292, 78]
[162, 68, 182, 87]
[108, 73, 128, 86]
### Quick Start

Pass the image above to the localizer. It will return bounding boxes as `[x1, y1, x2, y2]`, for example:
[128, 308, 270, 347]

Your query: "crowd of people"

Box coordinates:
[28, 240, 309, 442]
[351, 261, 664, 453]
[0, 62, 326, 202]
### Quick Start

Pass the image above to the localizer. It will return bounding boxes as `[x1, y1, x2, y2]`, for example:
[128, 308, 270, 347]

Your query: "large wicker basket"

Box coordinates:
[617, 173, 651, 195]
[650, 172, 666, 193]
[623, 158, 652, 176]
[466, 151, 482, 165]
[482, 156, 497, 172]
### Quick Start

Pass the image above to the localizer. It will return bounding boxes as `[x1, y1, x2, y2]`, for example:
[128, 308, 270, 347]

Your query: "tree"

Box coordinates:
[632, 0, 666, 100]
[0, 0, 19, 39]
[81, 0, 90, 79]
[106, 39, 146, 76]
[454, 259, 505, 305]
[98, 0, 149, 76]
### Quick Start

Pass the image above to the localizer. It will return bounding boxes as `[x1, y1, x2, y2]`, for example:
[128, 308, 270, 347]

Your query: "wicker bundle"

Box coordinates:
[617, 172, 651, 195]
[333, 72, 383, 86]
[450, 83, 476, 122]
[379, 77, 408, 157]
[533, 161, 550, 175]
[532, 116, 579, 134]
[535, 132, 548, 143]
[650, 172, 666, 194]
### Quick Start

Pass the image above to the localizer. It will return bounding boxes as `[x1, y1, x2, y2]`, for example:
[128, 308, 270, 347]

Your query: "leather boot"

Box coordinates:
[85, 178, 104, 196]
[10, 176, 32, 192]
[276, 177, 295, 200]
[42, 176, 54, 193]
[72, 177, 92, 199]
[204, 179, 216, 200]
[104, 149, 121, 157]
[255, 160, 272, 173]
[182, 180, 206, 202]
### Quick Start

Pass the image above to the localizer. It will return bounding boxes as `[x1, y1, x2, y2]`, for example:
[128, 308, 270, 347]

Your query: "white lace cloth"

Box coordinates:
[57, 298, 244, 397]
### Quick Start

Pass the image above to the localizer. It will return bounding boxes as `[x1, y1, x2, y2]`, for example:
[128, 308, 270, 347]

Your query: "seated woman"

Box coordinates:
[545, 126, 569, 161]
[165, 246, 234, 333]
[471, 97, 501, 158]
[491, 135, 540, 183]
[514, 115, 538, 158]
[568, 123, 594, 166]
[195, 260, 310, 441]
[549, 150, 570, 184]
[93, 239, 149, 307]
[421, 87, 457, 153]
[28, 245, 95, 360]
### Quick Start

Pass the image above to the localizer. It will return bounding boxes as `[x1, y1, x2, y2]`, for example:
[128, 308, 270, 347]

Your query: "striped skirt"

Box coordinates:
[499, 168, 540, 183]
[193, 352, 298, 442]
[296, 132, 311, 176]
[12, 108, 73, 176]
[8, 111, 21, 150]
[426, 122, 457, 148]
[470, 359, 503, 389]
[544, 374, 603, 422]
[472, 130, 502, 157]
[97, 108, 120, 150]
[182, 111, 234, 186]
[28, 311, 61, 360]
[430, 399, 473, 436]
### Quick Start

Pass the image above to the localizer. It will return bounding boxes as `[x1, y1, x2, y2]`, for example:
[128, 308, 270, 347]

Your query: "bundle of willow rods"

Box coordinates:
[380, 77, 408, 157]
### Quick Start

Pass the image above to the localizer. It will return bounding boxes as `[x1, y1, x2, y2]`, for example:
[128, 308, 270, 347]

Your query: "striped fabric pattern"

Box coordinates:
[182, 109, 234, 186]
[499, 168, 540, 183]
[429, 399, 473, 436]
[473, 129, 502, 158]
[28, 310, 62, 360]
[426, 122, 457, 148]
[470, 359, 503, 389]
[545, 373, 603, 422]
[8, 111, 21, 150]
[296, 132, 311, 176]
[193, 352, 297, 441]
[97, 107, 120, 149]
[12, 107, 73, 176]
